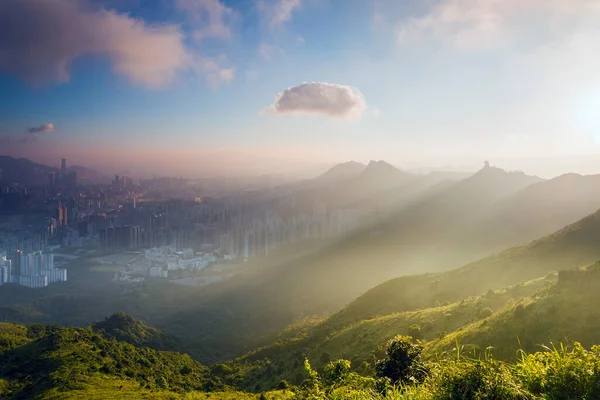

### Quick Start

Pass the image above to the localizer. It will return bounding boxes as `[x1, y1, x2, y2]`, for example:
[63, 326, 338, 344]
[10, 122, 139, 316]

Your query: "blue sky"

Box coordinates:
[1, 0, 600, 177]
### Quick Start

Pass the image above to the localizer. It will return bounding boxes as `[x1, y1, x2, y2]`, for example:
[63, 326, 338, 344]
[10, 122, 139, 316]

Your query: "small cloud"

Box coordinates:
[258, 0, 303, 28]
[264, 82, 368, 119]
[176, 0, 237, 41]
[27, 123, 55, 134]
[296, 35, 305, 44]
[372, 107, 381, 117]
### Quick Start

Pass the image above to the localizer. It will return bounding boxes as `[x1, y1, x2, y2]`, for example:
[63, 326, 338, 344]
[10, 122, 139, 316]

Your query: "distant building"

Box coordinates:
[18, 275, 48, 289]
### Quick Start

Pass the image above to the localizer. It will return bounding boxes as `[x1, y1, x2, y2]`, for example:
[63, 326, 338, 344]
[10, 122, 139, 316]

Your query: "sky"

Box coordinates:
[1, 0, 600, 178]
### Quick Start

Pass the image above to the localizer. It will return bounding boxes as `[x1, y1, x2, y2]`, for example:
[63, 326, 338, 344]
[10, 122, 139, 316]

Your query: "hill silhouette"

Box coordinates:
[316, 161, 366, 182]
[0, 155, 107, 185]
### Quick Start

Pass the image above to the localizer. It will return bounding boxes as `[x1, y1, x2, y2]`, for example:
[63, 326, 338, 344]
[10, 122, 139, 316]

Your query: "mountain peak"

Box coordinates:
[362, 160, 404, 176]
[317, 160, 366, 181]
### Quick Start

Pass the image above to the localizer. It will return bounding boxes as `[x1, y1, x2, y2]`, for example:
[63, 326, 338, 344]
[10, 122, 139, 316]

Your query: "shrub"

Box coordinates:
[433, 360, 528, 400]
[323, 359, 351, 387]
[375, 335, 428, 385]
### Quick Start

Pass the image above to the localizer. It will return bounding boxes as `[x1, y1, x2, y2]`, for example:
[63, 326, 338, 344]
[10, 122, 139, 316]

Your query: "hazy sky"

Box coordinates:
[1, 0, 600, 177]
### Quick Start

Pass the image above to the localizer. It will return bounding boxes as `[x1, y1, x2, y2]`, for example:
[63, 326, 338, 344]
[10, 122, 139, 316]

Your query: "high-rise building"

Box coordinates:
[60, 158, 67, 181]
[57, 203, 68, 228]
[49, 172, 57, 187]
[12, 249, 23, 276]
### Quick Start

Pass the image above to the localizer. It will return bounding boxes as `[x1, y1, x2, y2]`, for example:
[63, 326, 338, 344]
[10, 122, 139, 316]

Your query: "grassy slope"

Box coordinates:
[0, 319, 291, 399]
[429, 264, 600, 360]
[230, 277, 553, 390]
[337, 209, 600, 325]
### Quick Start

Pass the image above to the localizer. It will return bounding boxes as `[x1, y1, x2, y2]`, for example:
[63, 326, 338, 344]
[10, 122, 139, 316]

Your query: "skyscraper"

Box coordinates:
[60, 158, 67, 182]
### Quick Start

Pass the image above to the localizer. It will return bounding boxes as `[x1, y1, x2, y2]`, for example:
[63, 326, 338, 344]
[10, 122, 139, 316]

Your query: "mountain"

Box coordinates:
[468, 172, 600, 249]
[0, 155, 107, 185]
[91, 312, 182, 353]
[226, 209, 600, 390]
[149, 166, 546, 362]
[0, 316, 214, 399]
[337, 207, 600, 324]
[0, 156, 55, 186]
[316, 161, 366, 182]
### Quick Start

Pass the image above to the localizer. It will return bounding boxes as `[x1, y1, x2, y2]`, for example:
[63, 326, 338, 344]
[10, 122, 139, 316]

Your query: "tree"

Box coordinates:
[375, 335, 428, 385]
[323, 359, 351, 387]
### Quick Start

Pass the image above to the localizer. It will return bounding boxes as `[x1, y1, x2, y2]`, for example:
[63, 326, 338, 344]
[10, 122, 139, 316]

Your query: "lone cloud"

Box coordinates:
[264, 82, 367, 119]
[27, 123, 55, 134]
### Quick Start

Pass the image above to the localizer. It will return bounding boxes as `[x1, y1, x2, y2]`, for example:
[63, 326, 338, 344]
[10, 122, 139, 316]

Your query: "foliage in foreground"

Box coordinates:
[289, 336, 600, 400]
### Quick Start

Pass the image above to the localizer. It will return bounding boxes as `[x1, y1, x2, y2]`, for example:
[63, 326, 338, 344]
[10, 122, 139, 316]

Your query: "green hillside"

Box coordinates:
[338, 209, 600, 325]
[429, 263, 600, 360]
[227, 276, 554, 390]
[0, 316, 294, 399]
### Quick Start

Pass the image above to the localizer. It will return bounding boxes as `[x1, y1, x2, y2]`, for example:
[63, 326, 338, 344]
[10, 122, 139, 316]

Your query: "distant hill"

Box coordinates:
[316, 161, 366, 182]
[0, 155, 107, 185]
[338, 208, 600, 324]
[468, 172, 600, 249]
[292, 159, 418, 211]
[91, 312, 182, 353]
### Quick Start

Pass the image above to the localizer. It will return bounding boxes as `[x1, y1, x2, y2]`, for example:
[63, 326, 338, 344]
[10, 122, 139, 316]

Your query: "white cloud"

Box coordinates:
[176, 0, 236, 41]
[264, 82, 368, 119]
[28, 123, 55, 134]
[258, 0, 303, 28]
[396, 0, 600, 51]
[0, 0, 234, 89]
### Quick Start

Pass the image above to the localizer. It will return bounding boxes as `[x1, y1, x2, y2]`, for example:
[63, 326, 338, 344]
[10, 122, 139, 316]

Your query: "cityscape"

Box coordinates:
[0, 157, 361, 289]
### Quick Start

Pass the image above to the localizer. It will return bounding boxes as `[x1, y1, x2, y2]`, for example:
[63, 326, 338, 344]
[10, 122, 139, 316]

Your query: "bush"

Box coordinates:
[375, 335, 428, 385]
[323, 359, 351, 387]
[432, 360, 527, 400]
[518, 342, 600, 399]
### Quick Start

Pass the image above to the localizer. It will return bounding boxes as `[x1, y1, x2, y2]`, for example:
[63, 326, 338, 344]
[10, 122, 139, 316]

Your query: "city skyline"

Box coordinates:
[2, 0, 600, 178]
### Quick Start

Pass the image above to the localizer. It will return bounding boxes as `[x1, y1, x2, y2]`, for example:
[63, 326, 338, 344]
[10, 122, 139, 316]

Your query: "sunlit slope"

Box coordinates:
[230, 277, 553, 390]
[428, 264, 600, 360]
[338, 208, 600, 325]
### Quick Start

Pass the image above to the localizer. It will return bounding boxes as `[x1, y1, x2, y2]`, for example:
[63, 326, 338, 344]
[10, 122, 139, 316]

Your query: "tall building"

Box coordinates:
[57, 203, 68, 228]
[60, 158, 67, 180]
[49, 172, 57, 187]
[0, 252, 11, 285]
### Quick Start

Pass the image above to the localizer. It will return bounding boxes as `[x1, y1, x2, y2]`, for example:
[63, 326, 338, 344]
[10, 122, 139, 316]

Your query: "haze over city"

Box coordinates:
[2, 0, 600, 177]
